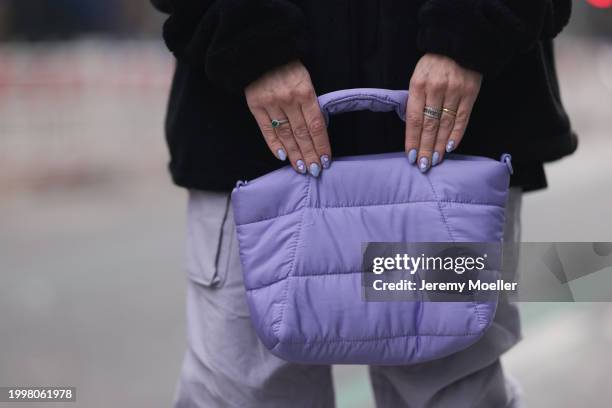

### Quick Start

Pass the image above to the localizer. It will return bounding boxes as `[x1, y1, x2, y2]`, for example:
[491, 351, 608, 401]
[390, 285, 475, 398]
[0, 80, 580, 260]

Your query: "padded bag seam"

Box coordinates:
[281, 331, 484, 344]
[425, 175, 488, 329]
[424, 176, 456, 242]
[272, 175, 311, 342]
[235, 199, 505, 226]
[427, 177, 493, 329]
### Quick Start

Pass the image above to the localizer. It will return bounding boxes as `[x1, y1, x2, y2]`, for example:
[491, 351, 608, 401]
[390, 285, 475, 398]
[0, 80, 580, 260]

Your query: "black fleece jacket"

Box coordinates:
[153, 0, 576, 192]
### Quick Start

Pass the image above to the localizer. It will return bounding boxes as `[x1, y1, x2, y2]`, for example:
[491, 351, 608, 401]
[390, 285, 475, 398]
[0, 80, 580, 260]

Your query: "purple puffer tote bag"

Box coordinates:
[231, 89, 512, 365]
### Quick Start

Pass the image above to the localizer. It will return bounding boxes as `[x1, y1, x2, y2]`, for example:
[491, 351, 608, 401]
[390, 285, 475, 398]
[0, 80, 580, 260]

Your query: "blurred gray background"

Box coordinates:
[0, 1, 611, 407]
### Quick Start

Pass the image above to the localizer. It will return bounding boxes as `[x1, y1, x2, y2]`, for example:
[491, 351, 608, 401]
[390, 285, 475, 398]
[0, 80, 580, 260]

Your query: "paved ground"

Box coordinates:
[0, 36, 611, 407]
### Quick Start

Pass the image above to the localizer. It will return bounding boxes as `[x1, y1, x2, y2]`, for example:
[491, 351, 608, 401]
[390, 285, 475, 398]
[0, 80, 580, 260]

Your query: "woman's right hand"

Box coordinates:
[245, 61, 331, 177]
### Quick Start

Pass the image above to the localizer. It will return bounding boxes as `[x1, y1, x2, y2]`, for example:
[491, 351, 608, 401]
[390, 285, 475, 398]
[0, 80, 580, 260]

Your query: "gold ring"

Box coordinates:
[442, 108, 457, 117]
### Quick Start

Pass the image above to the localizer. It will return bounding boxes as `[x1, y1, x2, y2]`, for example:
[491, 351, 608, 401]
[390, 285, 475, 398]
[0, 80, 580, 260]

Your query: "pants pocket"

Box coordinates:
[185, 190, 232, 288]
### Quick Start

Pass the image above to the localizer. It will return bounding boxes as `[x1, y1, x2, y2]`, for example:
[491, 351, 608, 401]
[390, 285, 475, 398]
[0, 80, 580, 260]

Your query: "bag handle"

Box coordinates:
[318, 88, 408, 125]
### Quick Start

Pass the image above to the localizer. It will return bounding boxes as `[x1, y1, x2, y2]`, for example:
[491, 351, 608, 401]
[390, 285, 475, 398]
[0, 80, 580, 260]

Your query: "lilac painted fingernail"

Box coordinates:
[296, 160, 306, 174]
[432, 151, 441, 166]
[446, 140, 455, 153]
[320, 154, 331, 169]
[407, 149, 417, 164]
[277, 148, 287, 161]
[419, 157, 430, 173]
[309, 163, 321, 178]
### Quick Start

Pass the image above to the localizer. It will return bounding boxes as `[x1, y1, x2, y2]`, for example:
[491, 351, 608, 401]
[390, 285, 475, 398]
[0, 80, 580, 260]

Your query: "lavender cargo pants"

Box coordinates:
[174, 189, 523, 408]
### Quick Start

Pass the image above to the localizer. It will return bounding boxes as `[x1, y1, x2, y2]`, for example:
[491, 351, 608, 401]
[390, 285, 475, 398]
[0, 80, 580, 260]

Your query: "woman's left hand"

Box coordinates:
[405, 53, 483, 172]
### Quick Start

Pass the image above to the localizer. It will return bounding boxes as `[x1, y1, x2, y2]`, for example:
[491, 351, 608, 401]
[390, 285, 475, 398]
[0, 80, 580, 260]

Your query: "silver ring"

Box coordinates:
[271, 119, 289, 129]
[423, 106, 442, 120]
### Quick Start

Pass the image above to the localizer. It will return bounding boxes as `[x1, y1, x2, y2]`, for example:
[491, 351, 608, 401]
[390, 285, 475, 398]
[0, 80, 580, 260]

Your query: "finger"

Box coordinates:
[417, 82, 446, 173]
[446, 93, 477, 154]
[301, 99, 332, 170]
[283, 104, 321, 177]
[251, 108, 287, 161]
[405, 78, 426, 165]
[267, 107, 305, 173]
[432, 95, 460, 166]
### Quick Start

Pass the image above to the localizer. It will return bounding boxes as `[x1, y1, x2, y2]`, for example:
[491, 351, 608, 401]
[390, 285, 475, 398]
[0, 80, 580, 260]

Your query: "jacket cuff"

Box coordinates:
[164, 0, 308, 93]
[416, 25, 511, 76]
[416, 0, 549, 76]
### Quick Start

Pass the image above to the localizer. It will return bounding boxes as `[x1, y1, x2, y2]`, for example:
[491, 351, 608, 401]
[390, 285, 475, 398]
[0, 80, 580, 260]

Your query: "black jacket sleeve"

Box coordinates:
[157, 0, 308, 93]
[150, 0, 172, 14]
[417, 0, 572, 75]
